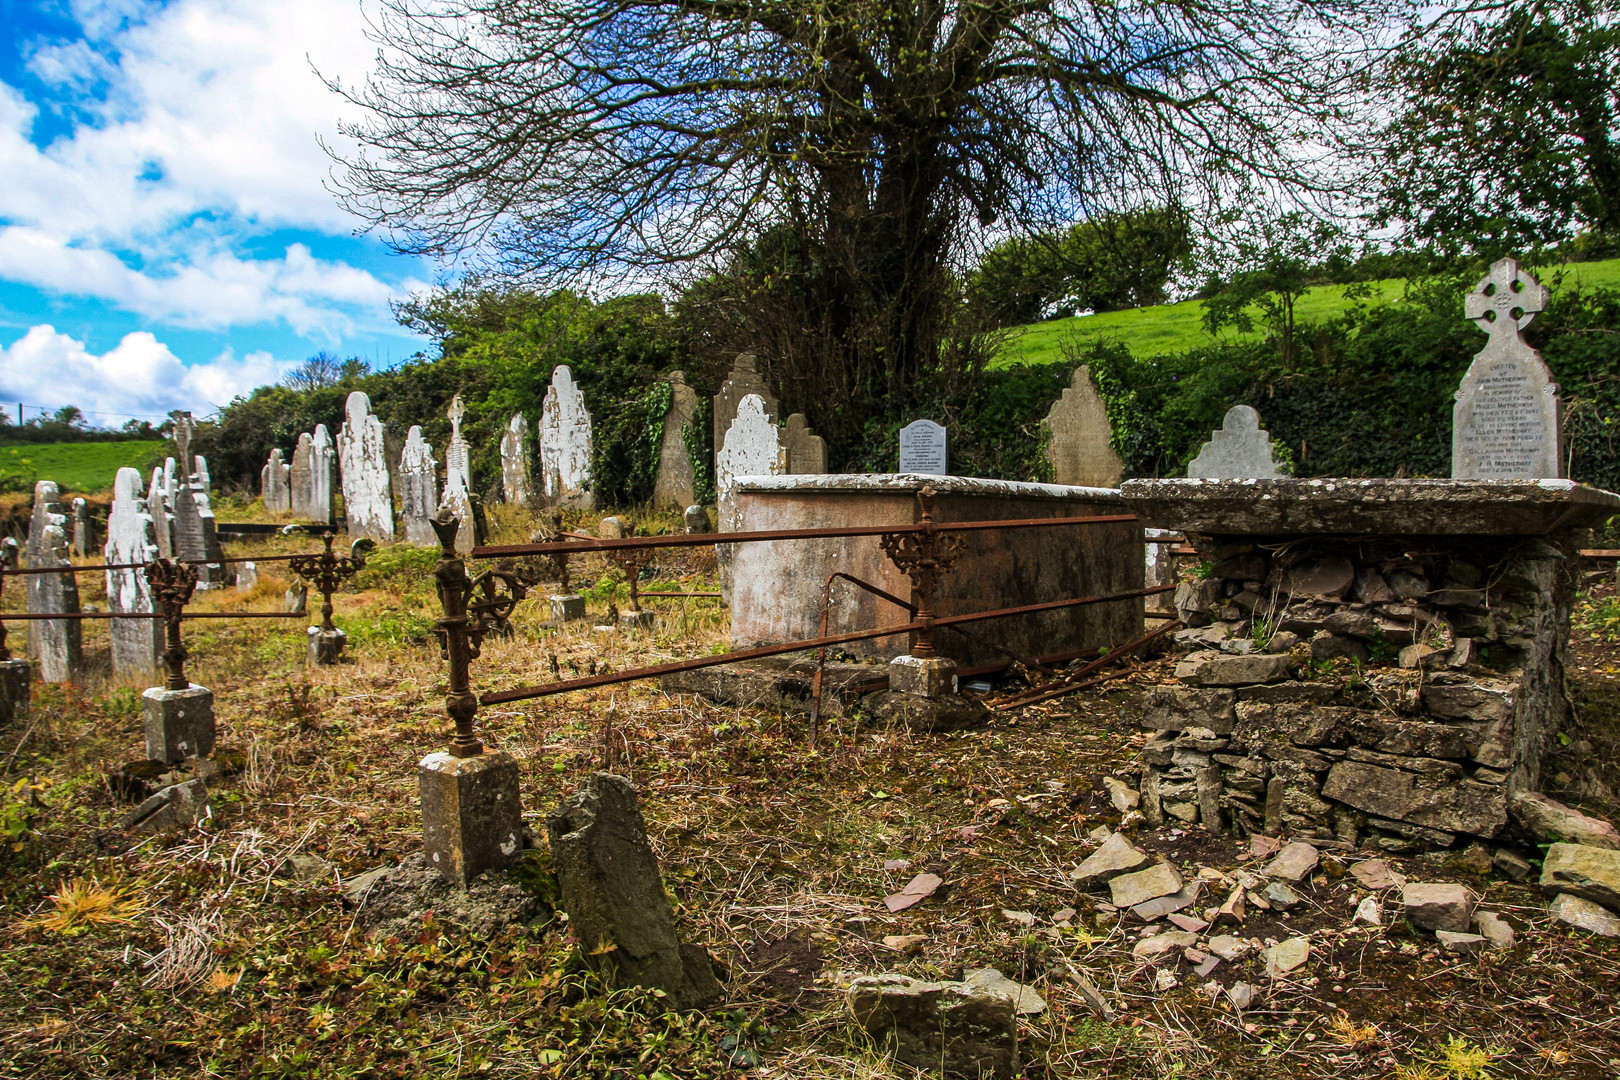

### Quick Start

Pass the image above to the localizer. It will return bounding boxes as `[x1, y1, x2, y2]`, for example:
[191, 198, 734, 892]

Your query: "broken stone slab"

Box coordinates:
[1071, 833, 1150, 888]
[120, 778, 210, 832]
[1103, 776, 1140, 813]
[546, 773, 720, 1009]
[1549, 893, 1620, 937]
[1132, 930, 1198, 959]
[1403, 882, 1476, 933]
[1539, 843, 1620, 912]
[1352, 897, 1383, 926]
[1181, 653, 1290, 687]
[349, 852, 549, 939]
[1493, 848, 1534, 881]
[659, 657, 880, 718]
[883, 934, 929, 955]
[1421, 680, 1515, 722]
[1109, 863, 1184, 909]
[1322, 761, 1506, 837]
[1142, 686, 1236, 733]
[1509, 792, 1620, 851]
[962, 969, 1046, 1015]
[1263, 842, 1320, 883]
[1130, 881, 1203, 922]
[1263, 936, 1310, 979]
[1435, 931, 1487, 956]
[1263, 882, 1302, 911]
[866, 691, 991, 733]
[1206, 935, 1252, 961]
[1349, 859, 1404, 891]
[848, 973, 1018, 1079]
[1472, 911, 1515, 950]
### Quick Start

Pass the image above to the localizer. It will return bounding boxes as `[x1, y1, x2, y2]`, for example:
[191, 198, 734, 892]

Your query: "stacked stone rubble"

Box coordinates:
[1140, 532, 1573, 854]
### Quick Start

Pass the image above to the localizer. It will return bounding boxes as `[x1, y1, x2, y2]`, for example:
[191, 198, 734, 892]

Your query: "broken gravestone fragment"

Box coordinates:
[545, 772, 721, 1009]
[848, 973, 1018, 1078]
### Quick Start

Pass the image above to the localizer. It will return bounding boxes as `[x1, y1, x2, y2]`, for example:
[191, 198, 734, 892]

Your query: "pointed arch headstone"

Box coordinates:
[540, 365, 594, 507]
[338, 392, 395, 541]
[105, 467, 162, 675]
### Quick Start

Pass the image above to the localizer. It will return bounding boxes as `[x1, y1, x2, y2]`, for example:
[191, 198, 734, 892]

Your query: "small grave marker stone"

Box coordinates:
[540, 365, 594, 506]
[1186, 406, 1286, 479]
[1045, 365, 1122, 487]
[400, 425, 439, 546]
[338, 392, 395, 541]
[898, 419, 948, 474]
[1452, 257, 1560, 479]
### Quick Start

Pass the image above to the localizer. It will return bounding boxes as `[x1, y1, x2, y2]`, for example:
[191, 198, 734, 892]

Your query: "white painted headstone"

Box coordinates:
[898, 419, 948, 475]
[716, 394, 784, 496]
[400, 425, 439, 546]
[261, 448, 291, 513]
[500, 413, 534, 506]
[310, 424, 336, 525]
[1452, 257, 1560, 479]
[540, 365, 594, 506]
[713, 354, 778, 458]
[1045, 365, 1122, 487]
[439, 396, 475, 555]
[338, 392, 395, 541]
[105, 467, 162, 676]
[1186, 405, 1286, 479]
[25, 481, 82, 683]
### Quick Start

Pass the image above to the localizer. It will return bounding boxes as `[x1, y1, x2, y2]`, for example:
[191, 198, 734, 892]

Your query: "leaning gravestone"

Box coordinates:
[1045, 365, 1123, 487]
[540, 365, 594, 507]
[652, 370, 699, 509]
[338, 392, 395, 541]
[712, 354, 778, 458]
[1452, 257, 1560, 479]
[546, 773, 722, 1009]
[261, 448, 291, 513]
[781, 413, 827, 474]
[310, 424, 337, 525]
[105, 467, 162, 676]
[439, 396, 476, 555]
[147, 466, 173, 559]
[25, 481, 83, 684]
[500, 413, 535, 507]
[290, 433, 313, 518]
[1186, 405, 1286, 479]
[898, 419, 948, 475]
[400, 425, 439, 546]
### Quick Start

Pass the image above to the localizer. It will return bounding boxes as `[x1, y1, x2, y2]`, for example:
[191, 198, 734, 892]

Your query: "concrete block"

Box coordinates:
[419, 750, 524, 886]
[550, 595, 587, 622]
[307, 626, 347, 664]
[143, 684, 215, 764]
[889, 655, 957, 699]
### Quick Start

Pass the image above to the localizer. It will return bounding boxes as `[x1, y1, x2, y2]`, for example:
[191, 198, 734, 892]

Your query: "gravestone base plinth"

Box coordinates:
[550, 595, 587, 622]
[419, 750, 524, 886]
[890, 655, 958, 699]
[0, 659, 30, 724]
[143, 684, 216, 764]
[618, 610, 658, 632]
[307, 627, 347, 664]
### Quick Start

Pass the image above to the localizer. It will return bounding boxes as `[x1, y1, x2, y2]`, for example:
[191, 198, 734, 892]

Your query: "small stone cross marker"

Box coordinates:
[448, 394, 465, 438]
[173, 412, 196, 477]
[1463, 257, 1550, 354]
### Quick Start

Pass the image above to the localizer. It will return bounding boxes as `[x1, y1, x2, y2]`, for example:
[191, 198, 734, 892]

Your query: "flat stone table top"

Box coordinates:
[1120, 478, 1620, 536]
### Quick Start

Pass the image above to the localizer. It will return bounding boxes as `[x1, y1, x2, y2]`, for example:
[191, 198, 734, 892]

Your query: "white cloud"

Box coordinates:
[0, 324, 288, 421]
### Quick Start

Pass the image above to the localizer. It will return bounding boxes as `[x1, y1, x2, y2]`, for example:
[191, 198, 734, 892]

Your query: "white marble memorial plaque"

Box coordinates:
[898, 419, 948, 475]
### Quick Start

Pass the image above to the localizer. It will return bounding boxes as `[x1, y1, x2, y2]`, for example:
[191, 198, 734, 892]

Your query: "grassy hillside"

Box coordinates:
[0, 440, 167, 495]
[996, 256, 1620, 368]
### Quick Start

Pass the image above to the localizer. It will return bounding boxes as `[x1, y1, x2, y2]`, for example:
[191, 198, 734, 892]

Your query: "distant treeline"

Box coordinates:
[0, 406, 165, 445]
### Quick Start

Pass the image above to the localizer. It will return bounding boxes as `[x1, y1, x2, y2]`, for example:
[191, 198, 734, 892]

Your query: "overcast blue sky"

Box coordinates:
[0, 0, 434, 426]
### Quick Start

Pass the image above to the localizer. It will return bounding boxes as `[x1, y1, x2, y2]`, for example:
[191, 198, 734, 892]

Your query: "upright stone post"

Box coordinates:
[142, 558, 213, 764]
[71, 497, 93, 558]
[500, 412, 535, 507]
[25, 481, 83, 683]
[440, 395, 475, 554]
[0, 538, 29, 724]
[105, 467, 163, 676]
[400, 425, 439, 546]
[533, 510, 585, 623]
[419, 510, 525, 886]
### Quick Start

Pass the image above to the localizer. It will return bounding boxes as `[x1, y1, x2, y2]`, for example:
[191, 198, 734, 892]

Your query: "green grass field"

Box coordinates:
[0, 440, 167, 494]
[996, 256, 1620, 368]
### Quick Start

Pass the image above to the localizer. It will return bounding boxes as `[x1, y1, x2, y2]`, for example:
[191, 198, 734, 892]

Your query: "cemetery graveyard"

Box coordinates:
[3, 266, 1620, 1078]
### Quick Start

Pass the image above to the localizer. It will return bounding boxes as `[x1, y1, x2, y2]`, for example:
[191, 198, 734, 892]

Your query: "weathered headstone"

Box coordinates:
[1186, 405, 1286, 479]
[439, 396, 475, 555]
[147, 466, 173, 559]
[105, 467, 162, 676]
[25, 481, 83, 683]
[712, 354, 778, 459]
[540, 365, 594, 507]
[235, 561, 258, 592]
[715, 394, 784, 499]
[400, 425, 439, 546]
[290, 433, 313, 519]
[898, 419, 948, 475]
[683, 505, 711, 534]
[310, 424, 336, 525]
[652, 370, 699, 509]
[261, 448, 291, 512]
[191, 454, 210, 493]
[1452, 258, 1560, 479]
[71, 497, 93, 557]
[169, 415, 227, 587]
[546, 773, 722, 1009]
[0, 538, 27, 724]
[781, 413, 827, 474]
[500, 413, 535, 507]
[338, 392, 395, 541]
[1045, 365, 1123, 487]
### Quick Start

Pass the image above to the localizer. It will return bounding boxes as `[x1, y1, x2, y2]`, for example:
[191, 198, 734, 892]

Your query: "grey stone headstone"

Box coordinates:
[235, 561, 258, 592]
[1186, 406, 1286, 479]
[400, 425, 439, 546]
[439, 395, 475, 555]
[338, 392, 395, 541]
[545, 773, 721, 1009]
[652, 370, 699, 509]
[261, 448, 290, 513]
[310, 424, 336, 525]
[1045, 365, 1122, 487]
[290, 432, 314, 519]
[781, 413, 827, 474]
[712, 354, 778, 460]
[71, 497, 92, 558]
[191, 454, 210, 494]
[500, 412, 535, 507]
[540, 365, 594, 507]
[1452, 257, 1561, 479]
[898, 419, 948, 475]
[105, 467, 162, 676]
[147, 465, 173, 559]
[25, 481, 82, 683]
[683, 505, 712, 534]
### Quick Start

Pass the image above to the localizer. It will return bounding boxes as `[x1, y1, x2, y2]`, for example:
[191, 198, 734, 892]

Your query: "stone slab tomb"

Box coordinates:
[25, 481, 83, 683]
[1452, 257, 1560, 479]
[1122, 476, 1620, 852]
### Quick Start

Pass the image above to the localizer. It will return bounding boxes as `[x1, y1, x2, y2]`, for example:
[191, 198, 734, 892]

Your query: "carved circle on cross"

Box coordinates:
[1463, 258, 1550, 341]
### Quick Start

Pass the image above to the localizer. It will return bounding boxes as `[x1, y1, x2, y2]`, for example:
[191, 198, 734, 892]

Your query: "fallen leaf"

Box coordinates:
[884, 873, 943, 912]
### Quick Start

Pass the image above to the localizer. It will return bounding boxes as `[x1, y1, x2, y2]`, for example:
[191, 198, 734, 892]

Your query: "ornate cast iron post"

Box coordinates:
[288, 530, 374, 636]
[879, 487, 965, 658]
[145, 558, 200, 690]
[429, 510, 522, 757]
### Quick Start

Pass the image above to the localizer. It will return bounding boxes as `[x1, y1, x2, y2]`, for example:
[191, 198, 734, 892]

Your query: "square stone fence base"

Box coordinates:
[0, 659, 30, 725]
[550, 595, 587, 623]
[144, 684, 216, 764]
[1120, 477, 1620, 854]
[308, 626, 347, 665]
[419, 749, 525, 886]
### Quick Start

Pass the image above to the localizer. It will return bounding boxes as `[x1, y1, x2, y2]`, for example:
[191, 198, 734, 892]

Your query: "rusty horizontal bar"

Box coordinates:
[0, 610, 302, 620]
[472, 513, 1140, 558]
[4, 551, 322, 576]
[479, 581, 1172, 705]
[1581, 549, 1620, 558]
[638, 591, 723, 599]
